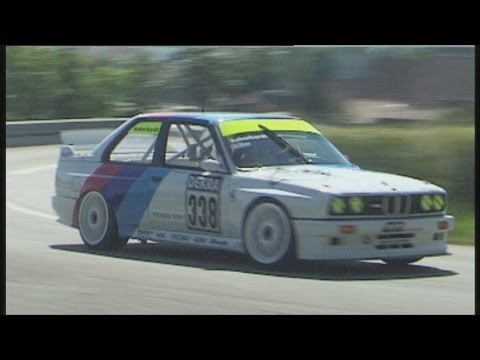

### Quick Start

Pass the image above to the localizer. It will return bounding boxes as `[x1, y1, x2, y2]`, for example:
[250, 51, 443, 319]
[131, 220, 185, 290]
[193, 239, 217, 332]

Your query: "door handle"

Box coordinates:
[151, 176, 163, 183]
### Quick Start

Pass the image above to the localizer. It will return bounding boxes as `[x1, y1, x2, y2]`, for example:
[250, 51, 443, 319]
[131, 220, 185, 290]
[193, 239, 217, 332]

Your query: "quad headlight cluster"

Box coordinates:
[329, 193, 447, 216]
[330, 196, 365, 215]
[419, 194, 446, 212]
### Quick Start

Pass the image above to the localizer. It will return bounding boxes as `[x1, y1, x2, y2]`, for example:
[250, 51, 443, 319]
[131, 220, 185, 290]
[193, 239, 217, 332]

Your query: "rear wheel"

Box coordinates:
[78, 191, 128, 251]
[382, 257, 423, 266]
[243, 202, 293, 265]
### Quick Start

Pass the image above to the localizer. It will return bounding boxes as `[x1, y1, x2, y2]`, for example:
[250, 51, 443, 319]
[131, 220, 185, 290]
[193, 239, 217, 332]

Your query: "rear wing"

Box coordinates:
[60, 145, 77, 158]
[59, 144, 96, 160]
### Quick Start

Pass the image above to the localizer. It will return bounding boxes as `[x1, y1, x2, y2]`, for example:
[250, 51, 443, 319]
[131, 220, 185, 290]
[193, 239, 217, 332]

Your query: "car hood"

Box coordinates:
[237, 164, 445, 195]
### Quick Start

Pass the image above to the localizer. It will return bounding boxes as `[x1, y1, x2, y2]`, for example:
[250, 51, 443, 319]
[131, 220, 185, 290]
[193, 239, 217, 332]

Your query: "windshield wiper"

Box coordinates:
[258, 124, 311, 164]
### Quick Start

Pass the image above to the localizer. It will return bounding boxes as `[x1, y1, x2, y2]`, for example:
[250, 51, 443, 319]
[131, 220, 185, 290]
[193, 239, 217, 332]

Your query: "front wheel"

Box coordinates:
[382, 257, 423, 266]
[78, 191, 128, 251]
[243, 202, 293, 265]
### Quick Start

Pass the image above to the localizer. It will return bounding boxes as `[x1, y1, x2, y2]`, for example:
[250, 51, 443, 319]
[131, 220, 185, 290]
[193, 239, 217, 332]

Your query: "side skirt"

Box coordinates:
[129, 228, 245, 253]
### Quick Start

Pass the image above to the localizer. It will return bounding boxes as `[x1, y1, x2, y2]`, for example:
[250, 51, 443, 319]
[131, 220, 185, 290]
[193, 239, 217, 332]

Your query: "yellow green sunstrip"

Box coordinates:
[220, 119, 321, 137]
[130, 121, 162, 135]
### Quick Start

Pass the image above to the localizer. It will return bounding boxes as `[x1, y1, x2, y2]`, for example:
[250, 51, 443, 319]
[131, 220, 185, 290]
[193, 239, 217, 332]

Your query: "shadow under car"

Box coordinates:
[50, 242, 457, 281]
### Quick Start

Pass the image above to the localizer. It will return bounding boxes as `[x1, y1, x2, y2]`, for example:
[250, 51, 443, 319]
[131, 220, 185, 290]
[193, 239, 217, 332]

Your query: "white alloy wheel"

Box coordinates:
[244, 202, 293, 265]
[79, 191, 110, 246]
[78, 190, 129, 251]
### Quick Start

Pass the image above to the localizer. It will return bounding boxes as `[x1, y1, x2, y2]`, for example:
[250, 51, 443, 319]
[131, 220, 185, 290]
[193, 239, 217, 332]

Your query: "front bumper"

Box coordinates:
[292, 215, 454, 260]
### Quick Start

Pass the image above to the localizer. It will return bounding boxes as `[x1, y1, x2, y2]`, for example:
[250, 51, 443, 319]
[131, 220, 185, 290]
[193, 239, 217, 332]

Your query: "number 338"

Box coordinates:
[187, 193, 219, 232]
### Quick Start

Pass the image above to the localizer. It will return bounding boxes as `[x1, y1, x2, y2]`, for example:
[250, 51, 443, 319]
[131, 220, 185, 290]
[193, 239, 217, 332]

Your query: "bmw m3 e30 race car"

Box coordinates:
[52, 113, 454, 266]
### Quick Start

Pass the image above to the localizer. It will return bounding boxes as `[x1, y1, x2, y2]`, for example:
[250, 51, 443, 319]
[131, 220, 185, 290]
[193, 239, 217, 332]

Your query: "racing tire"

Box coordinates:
[382, 257, 423, 266]
[243, 202, 294, 265]
[78, 191, 128, 251]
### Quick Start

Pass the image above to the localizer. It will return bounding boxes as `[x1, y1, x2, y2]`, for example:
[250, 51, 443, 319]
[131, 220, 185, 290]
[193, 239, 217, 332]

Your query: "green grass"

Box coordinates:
[447, 203, 475, 245]
[437, 105, 475, 125]
[317, 123, 475, 246]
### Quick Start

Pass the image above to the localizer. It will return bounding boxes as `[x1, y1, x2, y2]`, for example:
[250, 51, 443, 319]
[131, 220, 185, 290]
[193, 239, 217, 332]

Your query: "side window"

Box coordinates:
[109, 121, 162, 164]
[164, 123, 226, 171]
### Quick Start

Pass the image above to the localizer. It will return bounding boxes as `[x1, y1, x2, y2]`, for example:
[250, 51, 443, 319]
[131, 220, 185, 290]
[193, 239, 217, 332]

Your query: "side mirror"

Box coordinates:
[199, 159, 225, 173]
[344, 154, 360, 168]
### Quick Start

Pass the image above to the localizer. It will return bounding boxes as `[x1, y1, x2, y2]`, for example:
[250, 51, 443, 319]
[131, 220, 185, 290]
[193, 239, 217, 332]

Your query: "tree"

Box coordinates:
[285, 48, 337, 114]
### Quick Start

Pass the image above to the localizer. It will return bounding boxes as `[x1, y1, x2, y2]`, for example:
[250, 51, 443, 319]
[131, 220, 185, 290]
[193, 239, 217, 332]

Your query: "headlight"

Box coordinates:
[432, 194, 445, 211]
[349, 197, 365, 214]
[420, 194, 445, 212]
[420, 195, 433, 211]
[331, 197, 347, 214]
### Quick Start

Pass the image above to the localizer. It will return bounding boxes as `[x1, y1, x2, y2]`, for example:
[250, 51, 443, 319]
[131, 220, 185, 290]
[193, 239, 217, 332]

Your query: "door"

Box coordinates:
[147, 121, 230, 237]
[104, 119, 164, 238]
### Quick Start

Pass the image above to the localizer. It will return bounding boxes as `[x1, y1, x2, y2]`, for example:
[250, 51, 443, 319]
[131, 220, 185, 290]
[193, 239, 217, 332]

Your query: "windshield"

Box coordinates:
[224, 130, 351, 168]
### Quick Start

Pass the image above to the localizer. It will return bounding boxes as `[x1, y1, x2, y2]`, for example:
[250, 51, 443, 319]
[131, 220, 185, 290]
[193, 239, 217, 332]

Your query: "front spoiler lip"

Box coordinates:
[292, 214, 451, 221]
[317, 251, 452, 263]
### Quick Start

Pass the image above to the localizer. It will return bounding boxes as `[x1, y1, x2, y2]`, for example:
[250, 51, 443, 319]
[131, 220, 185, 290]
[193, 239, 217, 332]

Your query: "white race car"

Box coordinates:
[52, 113, 454, 265]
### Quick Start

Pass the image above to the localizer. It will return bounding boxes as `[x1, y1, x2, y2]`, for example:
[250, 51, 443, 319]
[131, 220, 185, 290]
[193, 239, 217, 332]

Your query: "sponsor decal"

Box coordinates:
[231, 141, 252, 150]
[155, 232, 167, 240]
[219, 119, 321, 137]
[135, 229, 235, 249]
[230, 134, 266, 143]
[187, 175, 221, 193]
[130, 121, 162, 136]
[152, 211, 172, 219]
[210, 238, 228, 245]
[171, 233, 190, 242]
[152, 211, 183, 220]
[186, 174, 222, 233]
[382, 221, 406, 233]
[193, 236, 208, 244]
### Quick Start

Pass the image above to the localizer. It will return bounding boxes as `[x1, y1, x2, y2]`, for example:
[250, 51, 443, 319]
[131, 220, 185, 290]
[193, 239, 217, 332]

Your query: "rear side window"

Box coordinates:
[109, 121, 162, 164]
[164, 123, 226, 171]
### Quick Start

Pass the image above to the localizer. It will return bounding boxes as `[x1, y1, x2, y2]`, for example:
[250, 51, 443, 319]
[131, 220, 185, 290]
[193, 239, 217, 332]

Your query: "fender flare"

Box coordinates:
[241, 196, 298, 255]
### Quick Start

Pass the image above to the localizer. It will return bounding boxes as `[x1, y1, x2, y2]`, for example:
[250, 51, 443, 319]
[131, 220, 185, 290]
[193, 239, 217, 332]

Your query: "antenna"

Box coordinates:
[201, 98, 205, 114]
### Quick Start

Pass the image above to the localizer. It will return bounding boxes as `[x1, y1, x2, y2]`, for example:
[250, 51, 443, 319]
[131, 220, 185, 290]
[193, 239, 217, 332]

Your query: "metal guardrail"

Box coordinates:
[6, 118, 128, 147]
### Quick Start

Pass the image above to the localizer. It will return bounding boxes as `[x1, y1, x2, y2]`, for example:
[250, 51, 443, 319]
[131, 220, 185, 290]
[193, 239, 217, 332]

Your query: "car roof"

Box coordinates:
[135, 112, 297, 124]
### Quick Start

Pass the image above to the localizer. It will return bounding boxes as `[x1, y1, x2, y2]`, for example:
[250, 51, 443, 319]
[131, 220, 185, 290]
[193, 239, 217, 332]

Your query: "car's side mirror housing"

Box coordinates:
[199, 159, 226, 173]
[344, 154, 360, 168]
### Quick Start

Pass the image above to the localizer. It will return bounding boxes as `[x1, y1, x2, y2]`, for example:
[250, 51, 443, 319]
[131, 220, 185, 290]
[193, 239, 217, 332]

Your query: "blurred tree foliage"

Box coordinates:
[6, 46, 339, 120]
[7, 47, 155, 119]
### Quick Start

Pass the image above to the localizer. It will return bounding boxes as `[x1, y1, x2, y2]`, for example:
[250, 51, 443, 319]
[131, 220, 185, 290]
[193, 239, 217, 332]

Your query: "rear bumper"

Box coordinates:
[51, 195, 77, 226]
[292, 215, 454, 260]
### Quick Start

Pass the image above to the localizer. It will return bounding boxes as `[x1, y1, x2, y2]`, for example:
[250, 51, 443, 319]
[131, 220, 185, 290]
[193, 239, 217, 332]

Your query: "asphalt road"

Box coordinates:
[6, 145, 475, 314]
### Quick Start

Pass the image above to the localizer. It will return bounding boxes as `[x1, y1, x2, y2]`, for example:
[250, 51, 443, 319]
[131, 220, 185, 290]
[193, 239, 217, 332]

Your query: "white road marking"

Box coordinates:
[8, 164, 57, 175]
[6, 201, 57, 220]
